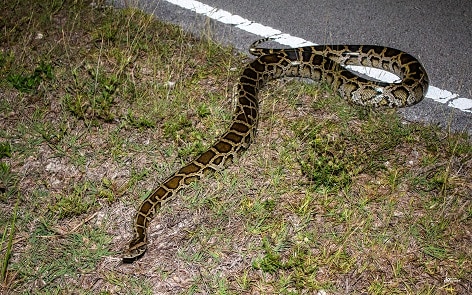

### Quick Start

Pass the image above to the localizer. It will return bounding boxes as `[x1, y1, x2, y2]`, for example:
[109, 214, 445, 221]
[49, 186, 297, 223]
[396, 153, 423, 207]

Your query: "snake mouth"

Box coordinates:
[122, 254, 143, 264]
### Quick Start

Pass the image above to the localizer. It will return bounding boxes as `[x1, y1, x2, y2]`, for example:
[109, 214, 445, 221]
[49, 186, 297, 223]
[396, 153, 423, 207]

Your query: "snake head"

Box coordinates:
[121, 239, 148, 263]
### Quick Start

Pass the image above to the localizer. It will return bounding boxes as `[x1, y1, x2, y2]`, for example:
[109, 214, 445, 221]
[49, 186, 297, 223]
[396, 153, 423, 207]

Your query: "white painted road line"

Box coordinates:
[165, 0, 472, 113]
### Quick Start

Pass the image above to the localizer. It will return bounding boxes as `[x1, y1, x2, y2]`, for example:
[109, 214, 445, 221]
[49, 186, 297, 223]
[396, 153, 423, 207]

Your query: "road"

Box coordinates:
[114, 0, 471, 134]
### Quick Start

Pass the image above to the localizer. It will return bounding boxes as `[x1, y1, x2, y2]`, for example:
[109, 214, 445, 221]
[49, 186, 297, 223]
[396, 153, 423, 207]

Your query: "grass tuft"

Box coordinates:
[1, 198, 18, 286]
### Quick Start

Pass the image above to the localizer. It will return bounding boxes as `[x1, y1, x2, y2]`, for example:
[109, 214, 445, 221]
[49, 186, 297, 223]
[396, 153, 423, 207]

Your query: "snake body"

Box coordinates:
[122, 39, 429, 262]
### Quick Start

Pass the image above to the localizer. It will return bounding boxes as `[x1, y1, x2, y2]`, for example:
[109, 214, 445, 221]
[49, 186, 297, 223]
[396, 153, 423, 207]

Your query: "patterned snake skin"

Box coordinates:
[122, 38, 429, 262]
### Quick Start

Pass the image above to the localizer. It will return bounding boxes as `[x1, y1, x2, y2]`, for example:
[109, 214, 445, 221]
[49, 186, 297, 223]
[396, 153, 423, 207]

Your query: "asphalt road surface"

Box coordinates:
[114, 0, 471, 135]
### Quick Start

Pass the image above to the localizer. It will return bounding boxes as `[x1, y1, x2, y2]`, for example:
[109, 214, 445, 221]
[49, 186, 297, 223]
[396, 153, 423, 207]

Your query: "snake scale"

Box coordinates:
[122, 38, 429, 262]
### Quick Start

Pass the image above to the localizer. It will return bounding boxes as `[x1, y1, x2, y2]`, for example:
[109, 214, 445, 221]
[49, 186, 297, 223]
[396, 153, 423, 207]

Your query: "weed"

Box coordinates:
[0, 143, 11, 159]
[197, 103, 212, 118]
[124, 111, 155, 129]
[7, 61, 53, 93]
[49, 182, 102, 219]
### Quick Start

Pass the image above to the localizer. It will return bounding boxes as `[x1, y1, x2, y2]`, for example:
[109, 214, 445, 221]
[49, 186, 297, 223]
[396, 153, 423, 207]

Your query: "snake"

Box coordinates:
[122, 38, 429, 262]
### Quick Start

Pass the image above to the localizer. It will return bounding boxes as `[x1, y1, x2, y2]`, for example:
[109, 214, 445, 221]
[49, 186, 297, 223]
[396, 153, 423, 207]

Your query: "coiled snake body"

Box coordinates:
[122, 39, 429, 262]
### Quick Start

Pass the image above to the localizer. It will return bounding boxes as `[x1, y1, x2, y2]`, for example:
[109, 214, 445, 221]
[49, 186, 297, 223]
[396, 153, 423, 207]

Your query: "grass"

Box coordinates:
[1, 198, 18, 284]
[0, 0, 471, 294]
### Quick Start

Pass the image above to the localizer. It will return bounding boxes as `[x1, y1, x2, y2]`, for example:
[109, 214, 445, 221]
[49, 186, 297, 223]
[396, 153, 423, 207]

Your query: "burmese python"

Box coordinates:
[122, 38, 429, 262]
